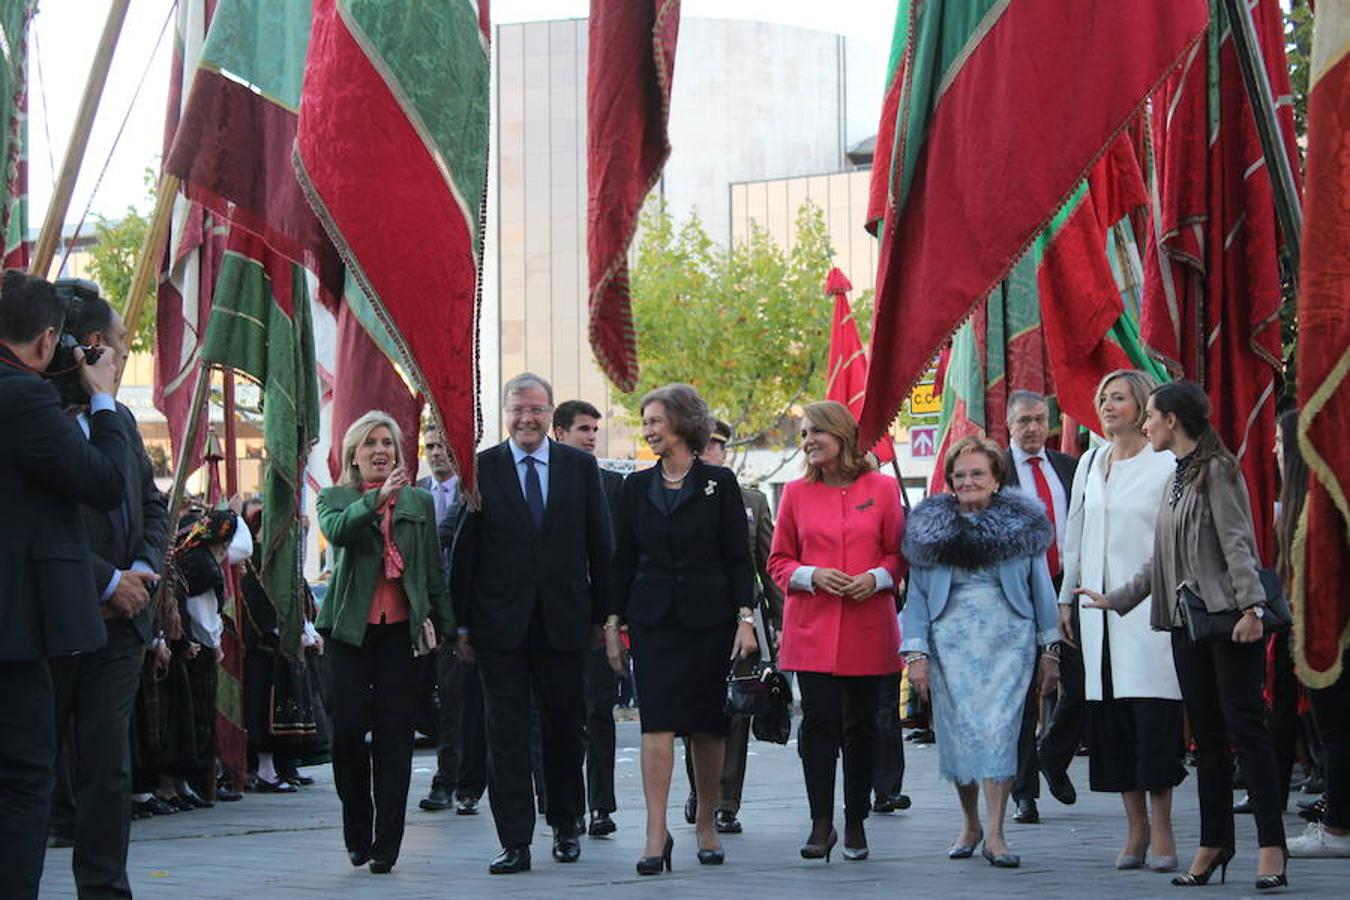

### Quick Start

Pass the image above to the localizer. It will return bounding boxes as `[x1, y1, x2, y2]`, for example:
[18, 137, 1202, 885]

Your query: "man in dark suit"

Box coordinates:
[552, 399, 623, 838]
[1001, 389, 1083, 825]
[681, 419, 783, 835]
[453, 373, 612, 873]
[45, 289, 169, 899]
[0, 271, 127, 900]
[417, 425, 475, 813]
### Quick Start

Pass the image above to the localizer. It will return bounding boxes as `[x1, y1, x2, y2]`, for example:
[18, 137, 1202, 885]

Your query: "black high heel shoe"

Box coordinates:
[1171, 846, 1235, 886]
[636, 833, 673, 875]
[1255, 847, 1289, 891]
[697, 846, 725, 865]
[800, 826, 838, 862]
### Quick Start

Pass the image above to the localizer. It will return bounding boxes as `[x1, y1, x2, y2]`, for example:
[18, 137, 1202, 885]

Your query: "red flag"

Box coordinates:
[1291, 0, 1349, 687]
[154, 0, 222, 482]
[858, 0, 1207, 449]
[293, 0, 489, 497]
[823, 268, 895, 463]
[1039, 131, 1151, 429]
[586, 0, 681, 392]
[1142, 0, 1299, 563]
[327, 302, 424, 486]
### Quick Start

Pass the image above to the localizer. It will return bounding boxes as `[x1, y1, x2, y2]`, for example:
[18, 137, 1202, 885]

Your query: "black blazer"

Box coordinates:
[599, 467, 624, 548]
[418, 475, 466, 579]
[0, 345, 128, 660]
[610, 459, 752, 629]
[1002, 447, 1076, 496]
[452, 439, 612, 652]
[79, 402, 169, 644]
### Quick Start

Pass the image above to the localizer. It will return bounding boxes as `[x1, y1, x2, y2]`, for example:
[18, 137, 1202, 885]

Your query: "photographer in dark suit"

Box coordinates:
[0, 271, 127, 900]
[452, 374, 612, 874]
[47, 287, 169, 898]
[552, 399, 624, 837]
[1001, 390, 1082, 824]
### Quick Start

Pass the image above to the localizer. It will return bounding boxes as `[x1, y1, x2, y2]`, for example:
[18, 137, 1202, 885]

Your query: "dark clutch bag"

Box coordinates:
[725, 661, 793, 745]
[1177, 567, 1291, 645]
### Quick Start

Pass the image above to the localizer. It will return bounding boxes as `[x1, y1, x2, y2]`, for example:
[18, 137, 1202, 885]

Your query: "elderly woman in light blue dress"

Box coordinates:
[902, 436, 1061, 870]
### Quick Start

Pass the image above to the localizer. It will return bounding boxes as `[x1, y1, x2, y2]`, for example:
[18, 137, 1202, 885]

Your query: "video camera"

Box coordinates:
[45, 278, 107, 407]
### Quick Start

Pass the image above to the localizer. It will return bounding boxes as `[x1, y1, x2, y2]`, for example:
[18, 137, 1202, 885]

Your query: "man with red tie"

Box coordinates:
[1001, 390, 1080, 826]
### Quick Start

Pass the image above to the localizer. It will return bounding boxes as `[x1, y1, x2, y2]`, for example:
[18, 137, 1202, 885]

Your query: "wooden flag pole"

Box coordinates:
[222, 370, 239, 500]
[115, 173, 181, 390]
[28, 0, 133, 278]
[164, 365, 212, 535]
[1221, 0, 1303, 277]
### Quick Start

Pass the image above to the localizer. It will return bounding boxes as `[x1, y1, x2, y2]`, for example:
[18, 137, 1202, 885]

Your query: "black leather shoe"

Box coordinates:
[588, 811, 617, 836]
[348, 850, 370, 867]
[910, 728, 935, 744]
[490, 845, 531, 874]
[166, 795, 195, 812]
[368, 859, 394, 874]
[1012, 798, 1039, 824]
[1234, 793, 1253, 814]
[280, 769, 314, 786]
[455, 796, 479, 815]
[145, 796, 178, 816]
[131, 800, 156, 820]
[251, 776, 298, 794]
[683, 792, 697, 825]
[873, 793, 912, 813]
[1044, 769, 1077, 806]
[420, 784, 453, 811]
[714, 810, 742, 834]
[215, 783, 243, 802]
[552, 830, 581, 863]
[179, 786, 213, 809]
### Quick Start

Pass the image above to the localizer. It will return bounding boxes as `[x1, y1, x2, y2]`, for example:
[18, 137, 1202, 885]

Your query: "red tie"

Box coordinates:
[1028, 457, 1060, 576]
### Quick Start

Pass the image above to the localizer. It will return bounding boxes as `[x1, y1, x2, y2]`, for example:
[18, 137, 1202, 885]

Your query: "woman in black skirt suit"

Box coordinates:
[607, 383, 757, 875]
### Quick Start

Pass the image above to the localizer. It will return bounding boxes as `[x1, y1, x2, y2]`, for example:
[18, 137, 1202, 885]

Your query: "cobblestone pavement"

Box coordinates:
[41, 720, 1345, 898]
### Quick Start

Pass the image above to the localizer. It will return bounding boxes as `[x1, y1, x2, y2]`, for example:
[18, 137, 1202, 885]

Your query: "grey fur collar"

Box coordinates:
[902, 490, 1052, 568]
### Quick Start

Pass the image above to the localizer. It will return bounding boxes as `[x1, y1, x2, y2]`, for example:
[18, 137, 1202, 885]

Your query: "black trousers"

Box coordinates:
[476, 622, 586, 847]
[797, 672, 881, 825]
[0, 659, 57, 900]
[873, 672, 906, 798]
[456, 659, 487, 802]
[326, 624, 417, 864]
[682, 714, 751, 815]
[1014, 619, 1087, 802]
[49, 621, 144, 899]
[1267, 631, 1300, 809]
[1310, 647, 1349, 831]
[584, 645, 618, 814]
[429, 643, 464, 790]
[1171, 630, 1286, 849]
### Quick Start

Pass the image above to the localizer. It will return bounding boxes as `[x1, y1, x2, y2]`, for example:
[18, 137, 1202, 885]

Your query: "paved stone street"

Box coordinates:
[41, 720, 1345, 899]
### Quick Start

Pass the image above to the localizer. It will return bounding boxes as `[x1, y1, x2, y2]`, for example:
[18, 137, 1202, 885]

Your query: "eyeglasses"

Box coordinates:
[506, 405, 551, 417]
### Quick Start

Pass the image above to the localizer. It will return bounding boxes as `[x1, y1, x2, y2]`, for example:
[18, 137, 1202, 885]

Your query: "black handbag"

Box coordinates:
[724, 601, 793, 745]
[1177, 567, 1291, 645]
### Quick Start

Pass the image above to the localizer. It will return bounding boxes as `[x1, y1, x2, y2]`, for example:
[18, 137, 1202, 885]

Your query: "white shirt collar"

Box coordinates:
[1012, 444, 1045, 466]
[508, 438, 550, 467]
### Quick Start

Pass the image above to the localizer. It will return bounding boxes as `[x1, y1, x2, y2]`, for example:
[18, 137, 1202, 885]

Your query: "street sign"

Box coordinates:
[910, 381, 940, 415]
[910, 425, 937, 459]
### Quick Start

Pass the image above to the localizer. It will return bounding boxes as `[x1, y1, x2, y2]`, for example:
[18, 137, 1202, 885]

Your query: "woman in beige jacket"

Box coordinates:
[1080, 381, 1286, 891]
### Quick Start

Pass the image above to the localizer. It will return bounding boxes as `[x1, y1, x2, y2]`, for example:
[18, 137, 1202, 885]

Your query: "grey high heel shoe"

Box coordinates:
[1149, 854, 1179, 872]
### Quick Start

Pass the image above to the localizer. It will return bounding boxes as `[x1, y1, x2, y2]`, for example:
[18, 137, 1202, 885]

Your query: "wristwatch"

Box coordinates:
[1244, 605, 1266, 619]
[738, 613, 755, 625]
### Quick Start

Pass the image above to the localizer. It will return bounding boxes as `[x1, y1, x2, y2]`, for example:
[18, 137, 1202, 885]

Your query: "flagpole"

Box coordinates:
[222, 370, 239, 499]
[164, 365, 212, 533]
[28, 0, 133, 278]
[1220, 0, 1303, 277]
[115, 173, 181, 390]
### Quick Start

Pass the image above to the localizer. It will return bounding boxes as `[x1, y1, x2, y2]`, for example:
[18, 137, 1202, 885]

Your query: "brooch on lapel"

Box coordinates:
[855, 497, 875, 512]
[704, 480, 717, 497]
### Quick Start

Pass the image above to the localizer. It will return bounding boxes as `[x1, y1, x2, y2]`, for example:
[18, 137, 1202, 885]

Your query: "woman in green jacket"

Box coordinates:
[317, 410, 454, 875]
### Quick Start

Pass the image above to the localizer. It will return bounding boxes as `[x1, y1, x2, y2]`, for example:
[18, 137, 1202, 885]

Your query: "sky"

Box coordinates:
[25, 0, 897, 250]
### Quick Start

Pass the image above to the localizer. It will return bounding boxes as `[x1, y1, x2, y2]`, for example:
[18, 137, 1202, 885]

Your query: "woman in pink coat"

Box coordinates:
[769, 400, 906, 863]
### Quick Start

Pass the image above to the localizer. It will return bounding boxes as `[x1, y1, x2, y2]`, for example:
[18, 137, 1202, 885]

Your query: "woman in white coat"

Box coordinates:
[1059, 370, 1185, 872]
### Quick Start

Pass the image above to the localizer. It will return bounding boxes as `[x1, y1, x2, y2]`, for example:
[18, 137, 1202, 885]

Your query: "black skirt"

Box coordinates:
[1087, 698, 1187, 792]
[630, 619, 736, 736]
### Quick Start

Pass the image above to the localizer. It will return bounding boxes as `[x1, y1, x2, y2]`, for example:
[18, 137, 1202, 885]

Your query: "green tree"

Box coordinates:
[620, 198, 870, 446]
[85, 170, 156, 352]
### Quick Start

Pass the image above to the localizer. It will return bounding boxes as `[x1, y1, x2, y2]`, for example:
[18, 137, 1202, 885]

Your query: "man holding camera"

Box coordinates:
[47, 285, 169, 898]
[0, 271, 128, 900]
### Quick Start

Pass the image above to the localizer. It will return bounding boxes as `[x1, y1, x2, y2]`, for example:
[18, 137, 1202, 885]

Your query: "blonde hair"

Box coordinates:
[942, 435, 1006, 489]
[339, 410, 404, 488]
[800, 400, 873, 483]
[1095, 368, 1156, 434]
